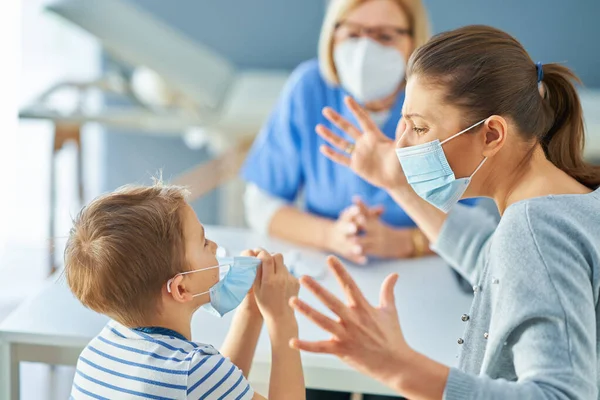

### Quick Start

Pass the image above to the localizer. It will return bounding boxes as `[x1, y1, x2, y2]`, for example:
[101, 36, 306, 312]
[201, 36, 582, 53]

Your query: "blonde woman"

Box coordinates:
[242, 0, 461, 268]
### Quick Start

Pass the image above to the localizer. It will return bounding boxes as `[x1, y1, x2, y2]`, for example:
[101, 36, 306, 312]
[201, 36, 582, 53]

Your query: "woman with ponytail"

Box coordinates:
[286, 25, 600, 399]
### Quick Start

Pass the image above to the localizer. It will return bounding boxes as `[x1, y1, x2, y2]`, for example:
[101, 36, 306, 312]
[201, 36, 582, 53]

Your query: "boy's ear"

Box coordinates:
[167, 275, 193, 303]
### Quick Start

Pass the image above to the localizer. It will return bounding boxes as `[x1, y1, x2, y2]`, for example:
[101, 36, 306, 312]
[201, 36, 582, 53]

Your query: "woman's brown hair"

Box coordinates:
[407, 25, 600, 189]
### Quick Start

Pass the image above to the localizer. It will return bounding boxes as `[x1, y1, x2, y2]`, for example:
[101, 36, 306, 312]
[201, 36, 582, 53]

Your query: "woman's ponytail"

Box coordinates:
[541, 63, 600, 189]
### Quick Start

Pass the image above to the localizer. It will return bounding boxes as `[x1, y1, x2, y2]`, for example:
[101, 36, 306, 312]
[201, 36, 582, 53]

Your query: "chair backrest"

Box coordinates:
[47, 0, 236, 111]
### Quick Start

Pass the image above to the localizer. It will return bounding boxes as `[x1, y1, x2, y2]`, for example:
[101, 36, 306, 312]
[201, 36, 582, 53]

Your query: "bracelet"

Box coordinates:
[410, 229, 427, 258]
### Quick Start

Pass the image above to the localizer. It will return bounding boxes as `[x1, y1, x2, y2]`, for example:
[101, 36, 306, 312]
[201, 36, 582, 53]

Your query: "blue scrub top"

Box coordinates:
[241, 59, 474, 228]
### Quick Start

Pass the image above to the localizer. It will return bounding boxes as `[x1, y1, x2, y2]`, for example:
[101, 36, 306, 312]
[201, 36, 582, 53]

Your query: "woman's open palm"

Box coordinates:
[316, 96, 404, 190]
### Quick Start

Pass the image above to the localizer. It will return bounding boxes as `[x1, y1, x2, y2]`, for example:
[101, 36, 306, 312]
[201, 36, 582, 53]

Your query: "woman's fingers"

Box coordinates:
[299, 275, 350, 318]
[316, 124, 353, 153]
[327, 256, 370, 308]
[344, 96, 385, 138]
[343, 221, 359, 235]
[341, 240, 368, 264]
[369, 205, 385, 218]
[289, 297, 344, 337]
[346, 252, 367, 265]
[352, 197, 384, 220]
[352, 196, 370, 215]
[339, 205, 360, 225]
[379, 273, 399, 310]
[322, 107, 363, 140]
[319, 145, 351, 167]
[289, 338, 338, 354]
[353, 234, 375, 248]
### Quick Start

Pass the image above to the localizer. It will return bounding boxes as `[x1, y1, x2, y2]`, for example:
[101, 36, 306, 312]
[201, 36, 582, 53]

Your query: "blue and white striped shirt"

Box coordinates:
[70, 320, 254, 399]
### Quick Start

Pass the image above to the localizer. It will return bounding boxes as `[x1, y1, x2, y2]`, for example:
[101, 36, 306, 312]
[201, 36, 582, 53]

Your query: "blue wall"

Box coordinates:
[125, 0, 600, 85]
[101, 75, 220, 224]
[424, 0, 600, 88]
[102, 0, 599, 223]
[127, 0, 324, 70]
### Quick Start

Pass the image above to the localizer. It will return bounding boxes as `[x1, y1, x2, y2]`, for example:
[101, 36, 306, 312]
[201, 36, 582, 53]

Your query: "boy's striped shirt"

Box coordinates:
[70, 320, 253, 399]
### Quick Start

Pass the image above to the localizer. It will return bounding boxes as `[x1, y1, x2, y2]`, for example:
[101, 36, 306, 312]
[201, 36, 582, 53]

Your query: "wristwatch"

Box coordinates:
[411, 229, 427, 258]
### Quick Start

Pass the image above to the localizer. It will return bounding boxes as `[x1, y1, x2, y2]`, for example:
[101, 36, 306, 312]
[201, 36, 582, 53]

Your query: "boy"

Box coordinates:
[65, 183, 305, 399]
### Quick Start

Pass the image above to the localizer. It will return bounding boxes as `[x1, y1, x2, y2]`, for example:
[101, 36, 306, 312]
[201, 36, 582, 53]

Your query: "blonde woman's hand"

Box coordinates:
[351, 198, 415, 259]
[325, 199, 384, 265]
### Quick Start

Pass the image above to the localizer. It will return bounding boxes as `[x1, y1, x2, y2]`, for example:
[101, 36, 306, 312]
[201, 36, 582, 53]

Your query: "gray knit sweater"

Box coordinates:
[432, 189, 600, 399]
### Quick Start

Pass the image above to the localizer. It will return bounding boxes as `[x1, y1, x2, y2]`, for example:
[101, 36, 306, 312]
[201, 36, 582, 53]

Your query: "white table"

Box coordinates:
[0, 226, 474, 399]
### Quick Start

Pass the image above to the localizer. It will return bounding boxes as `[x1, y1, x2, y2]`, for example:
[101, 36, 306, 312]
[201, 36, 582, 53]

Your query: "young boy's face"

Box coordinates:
[181, 204, 220, 295]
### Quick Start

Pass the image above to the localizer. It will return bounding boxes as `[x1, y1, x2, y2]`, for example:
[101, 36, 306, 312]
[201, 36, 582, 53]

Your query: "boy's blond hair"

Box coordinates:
[64, 183, 190, 327]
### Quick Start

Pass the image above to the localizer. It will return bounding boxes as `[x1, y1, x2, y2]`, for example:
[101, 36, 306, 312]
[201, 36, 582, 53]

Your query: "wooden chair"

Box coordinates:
[49, 123, 84, 275]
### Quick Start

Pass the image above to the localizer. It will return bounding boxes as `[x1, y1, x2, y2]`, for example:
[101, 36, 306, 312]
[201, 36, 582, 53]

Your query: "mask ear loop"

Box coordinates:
[440, 118, 489, 179]
[441, 118, 487, 145]
[166, 264, 224, 295]
[191, 289, 211, 299]
[469, 157, 487, 178]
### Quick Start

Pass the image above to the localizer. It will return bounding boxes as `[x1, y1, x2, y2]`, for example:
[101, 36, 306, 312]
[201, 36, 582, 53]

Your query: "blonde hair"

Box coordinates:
[64, 182, 190, 326]
[318, 0, 431, 85]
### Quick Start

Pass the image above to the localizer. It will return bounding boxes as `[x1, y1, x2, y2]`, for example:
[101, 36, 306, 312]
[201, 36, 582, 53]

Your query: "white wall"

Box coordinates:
[0, 0, 20, 262]
[2, 0, 101, 276]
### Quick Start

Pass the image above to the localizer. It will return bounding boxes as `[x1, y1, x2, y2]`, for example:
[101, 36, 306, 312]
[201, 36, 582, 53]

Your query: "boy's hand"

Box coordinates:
[238, 249, 261, 317]
[253, 249, 300, 330]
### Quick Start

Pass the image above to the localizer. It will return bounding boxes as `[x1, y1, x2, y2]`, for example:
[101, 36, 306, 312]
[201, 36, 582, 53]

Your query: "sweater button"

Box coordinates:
[473, 285, 479, 293]
[457, 338, 464, 345]
[461, 314, 470, 322]
[484, 332, 489, 339]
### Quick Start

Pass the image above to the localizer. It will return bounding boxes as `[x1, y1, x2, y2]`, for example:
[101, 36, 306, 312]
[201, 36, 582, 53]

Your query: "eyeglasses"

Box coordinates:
[334, 21, 413, 46]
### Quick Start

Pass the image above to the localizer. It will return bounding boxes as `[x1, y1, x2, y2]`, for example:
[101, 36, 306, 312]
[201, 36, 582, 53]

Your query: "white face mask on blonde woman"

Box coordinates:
[334, 37, 406, 103]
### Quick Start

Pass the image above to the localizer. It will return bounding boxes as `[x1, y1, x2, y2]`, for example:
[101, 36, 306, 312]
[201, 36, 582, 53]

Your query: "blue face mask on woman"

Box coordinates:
[167, 256, 260, 317]
[395, 119, 488, 213]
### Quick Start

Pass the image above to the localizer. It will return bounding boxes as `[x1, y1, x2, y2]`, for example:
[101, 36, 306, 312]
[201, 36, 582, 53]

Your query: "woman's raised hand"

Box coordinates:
[316, 96, 405, 190]
[289, 256, 413, 386]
